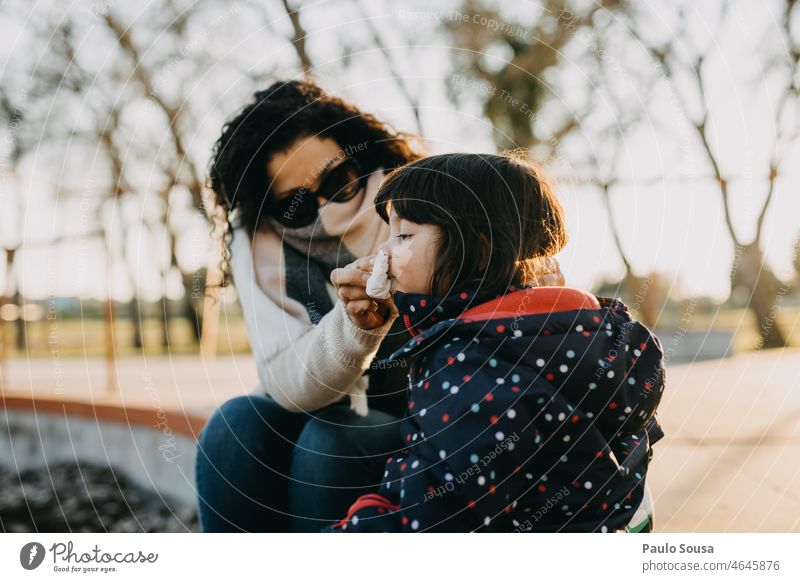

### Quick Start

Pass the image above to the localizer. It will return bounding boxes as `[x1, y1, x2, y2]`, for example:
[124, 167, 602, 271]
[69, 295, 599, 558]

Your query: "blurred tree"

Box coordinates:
[100, 11, 208, 347]
[280, 0, 314, 75]
[444, 0, 624, 149]
[8, 1, 261, 354]
[441, 0, 664, 325]
[624, 0, 798, 348]
[793, 234, 800, 286]
[0, 85, 29, 355]
[444, 0, 798, 346]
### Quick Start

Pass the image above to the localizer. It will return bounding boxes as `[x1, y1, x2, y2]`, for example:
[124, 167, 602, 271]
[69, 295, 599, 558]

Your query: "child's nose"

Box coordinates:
[376, 242, 392, 274]
[377, 241, 392, 257]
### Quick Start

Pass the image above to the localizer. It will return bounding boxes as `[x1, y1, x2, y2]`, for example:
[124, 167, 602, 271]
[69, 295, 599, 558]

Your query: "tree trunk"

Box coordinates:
[623, 272, 660, 330]
[167, 227, 201, 345]
[0, 297, 6, 384]
[104, 297, 117, 393]
[731, 243, 787, 349]
[200, 243, 223, 358]
[128, 295, 143, 349]
[181, 270, 202, 344]
[160, 297, 170, 350]
[12, 289, 24, 351]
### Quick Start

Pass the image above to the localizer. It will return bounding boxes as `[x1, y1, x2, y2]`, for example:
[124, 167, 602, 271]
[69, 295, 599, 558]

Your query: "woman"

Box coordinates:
[195, 79, 423, 532]
[195, 79, 564, 532]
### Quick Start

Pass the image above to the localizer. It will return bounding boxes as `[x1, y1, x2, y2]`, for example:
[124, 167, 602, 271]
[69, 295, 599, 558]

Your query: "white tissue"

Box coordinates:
[349, 389, 369, 417]
[366, 250, 392, 299]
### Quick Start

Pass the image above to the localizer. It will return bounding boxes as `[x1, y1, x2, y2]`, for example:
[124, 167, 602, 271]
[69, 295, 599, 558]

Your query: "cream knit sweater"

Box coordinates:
[228, 173, 397, 416]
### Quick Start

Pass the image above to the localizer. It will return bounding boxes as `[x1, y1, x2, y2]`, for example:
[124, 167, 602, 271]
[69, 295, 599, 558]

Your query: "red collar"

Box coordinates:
[458, 286, 601, 322]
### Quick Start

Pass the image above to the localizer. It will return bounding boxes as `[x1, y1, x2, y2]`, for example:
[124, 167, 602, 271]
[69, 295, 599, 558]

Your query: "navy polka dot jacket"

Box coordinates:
[324, 283, 666, 532]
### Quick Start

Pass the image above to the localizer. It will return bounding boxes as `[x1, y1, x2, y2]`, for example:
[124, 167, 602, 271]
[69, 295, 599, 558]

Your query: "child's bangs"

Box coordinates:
[374, 161, 450, 225]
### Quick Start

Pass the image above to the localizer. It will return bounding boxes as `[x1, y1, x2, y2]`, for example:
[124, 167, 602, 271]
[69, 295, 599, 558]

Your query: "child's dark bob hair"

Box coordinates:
[375, 152, 568, 299]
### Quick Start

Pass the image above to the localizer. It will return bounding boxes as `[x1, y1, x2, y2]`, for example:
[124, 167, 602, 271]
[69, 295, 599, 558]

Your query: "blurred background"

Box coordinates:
[0, 0, 798, 532]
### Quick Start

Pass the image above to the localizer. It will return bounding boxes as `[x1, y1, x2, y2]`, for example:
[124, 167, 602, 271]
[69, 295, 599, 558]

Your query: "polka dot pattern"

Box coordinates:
[327, 284, 666, 533]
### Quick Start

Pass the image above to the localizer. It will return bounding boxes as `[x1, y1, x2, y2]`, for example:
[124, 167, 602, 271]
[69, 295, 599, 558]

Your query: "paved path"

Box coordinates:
[0, 355, 256, 428]
[648, 347, 800, 532]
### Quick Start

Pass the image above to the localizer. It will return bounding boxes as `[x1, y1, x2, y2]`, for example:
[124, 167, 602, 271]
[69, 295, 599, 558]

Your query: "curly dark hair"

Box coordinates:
[208, 79, 424, 288]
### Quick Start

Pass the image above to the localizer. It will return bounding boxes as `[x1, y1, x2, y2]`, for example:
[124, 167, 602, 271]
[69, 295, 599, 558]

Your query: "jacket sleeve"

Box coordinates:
[328, 345, 581, 532]
[230, 227, 398, 415]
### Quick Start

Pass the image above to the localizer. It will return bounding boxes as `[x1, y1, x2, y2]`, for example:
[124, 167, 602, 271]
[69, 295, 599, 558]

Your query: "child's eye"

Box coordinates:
[396, 234, 412, 240]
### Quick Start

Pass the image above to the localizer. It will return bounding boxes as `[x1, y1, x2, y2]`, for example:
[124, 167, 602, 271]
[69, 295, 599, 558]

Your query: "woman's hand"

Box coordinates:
[330, 256, 395, 331]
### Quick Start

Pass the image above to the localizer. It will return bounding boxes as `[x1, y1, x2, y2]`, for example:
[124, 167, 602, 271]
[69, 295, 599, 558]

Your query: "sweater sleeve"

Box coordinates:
[230, 227, 399, 414]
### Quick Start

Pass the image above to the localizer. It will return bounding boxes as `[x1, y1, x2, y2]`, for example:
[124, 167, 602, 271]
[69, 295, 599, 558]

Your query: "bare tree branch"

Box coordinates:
[351, 0, 423, 133]
[281, 0, 314, 76]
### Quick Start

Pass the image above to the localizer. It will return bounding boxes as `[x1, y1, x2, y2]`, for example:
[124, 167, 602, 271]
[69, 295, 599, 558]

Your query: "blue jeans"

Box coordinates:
[195, 394, 403, 532]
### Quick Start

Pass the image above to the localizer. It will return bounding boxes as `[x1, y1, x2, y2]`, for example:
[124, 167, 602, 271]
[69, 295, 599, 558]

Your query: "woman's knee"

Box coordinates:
[295, 405, 402, 461]
[200, 395, 265, 444]
[195, 394, 306, 532]
[198, 394, 305, 462]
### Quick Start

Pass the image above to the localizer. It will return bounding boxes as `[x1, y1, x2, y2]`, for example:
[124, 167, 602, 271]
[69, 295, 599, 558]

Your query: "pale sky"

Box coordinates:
[1, 0, 798, 303]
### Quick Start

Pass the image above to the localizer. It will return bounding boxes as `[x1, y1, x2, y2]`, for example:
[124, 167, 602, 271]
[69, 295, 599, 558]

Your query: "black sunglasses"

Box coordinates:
[265, 157, 367, 228]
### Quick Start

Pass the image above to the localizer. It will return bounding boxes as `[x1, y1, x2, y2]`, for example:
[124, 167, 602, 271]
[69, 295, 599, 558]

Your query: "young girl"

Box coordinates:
[325, 152, 665, 533]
